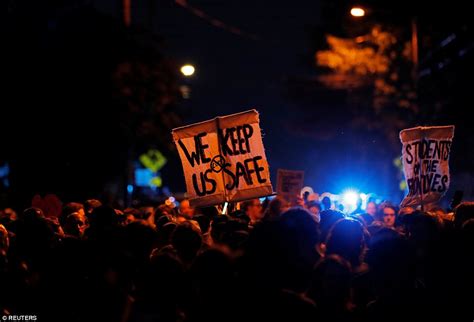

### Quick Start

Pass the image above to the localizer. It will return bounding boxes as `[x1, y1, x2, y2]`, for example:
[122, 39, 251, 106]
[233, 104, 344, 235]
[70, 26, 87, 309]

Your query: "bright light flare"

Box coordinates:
[343, 190, 359, 207]
[180, 64, 195, 76]
[350, 7, 365, 17]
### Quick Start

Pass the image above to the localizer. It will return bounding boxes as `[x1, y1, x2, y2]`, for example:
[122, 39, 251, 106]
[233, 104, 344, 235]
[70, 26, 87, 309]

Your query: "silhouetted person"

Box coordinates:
[84, 199, 102, 216]
[322, 196, 332, 211]
[131, 251, 185, 322]
[241, 199, 263, 227]
[63, 212, 86, 238]
[454, 201, 474, 229]
[188, 249, 235, 322]
[171, 222, 202, 267]
[365, 230, 422, 321]
[319, 209, 345, 244]
[326, 218, 366, 269]
[306, 200, 322, 223]
[307, 255, 353, 322]
[263, 196, 289, 221]
[60, 202, 85, 227]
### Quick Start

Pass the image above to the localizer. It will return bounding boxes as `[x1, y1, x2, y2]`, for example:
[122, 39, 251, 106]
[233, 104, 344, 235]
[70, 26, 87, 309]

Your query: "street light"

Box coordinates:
[350, 7, 366, 17]
[349, 6, 418, 81]
[180, 64, 195, 77]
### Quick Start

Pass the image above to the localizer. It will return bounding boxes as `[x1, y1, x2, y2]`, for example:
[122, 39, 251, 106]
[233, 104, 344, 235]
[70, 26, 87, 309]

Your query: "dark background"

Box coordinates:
[2, 0, 473, 209]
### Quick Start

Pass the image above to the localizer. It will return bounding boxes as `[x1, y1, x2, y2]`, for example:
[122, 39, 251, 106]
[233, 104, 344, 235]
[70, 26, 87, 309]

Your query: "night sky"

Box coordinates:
[116, 0, 388, 195]
[3, 0, 474, 207]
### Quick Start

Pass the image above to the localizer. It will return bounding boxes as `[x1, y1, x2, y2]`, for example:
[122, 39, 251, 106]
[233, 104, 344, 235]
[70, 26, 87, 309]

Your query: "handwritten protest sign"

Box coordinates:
[399, 126, 455, 208]
[276, 169, 304, 203]
[172, 110, 273, 207]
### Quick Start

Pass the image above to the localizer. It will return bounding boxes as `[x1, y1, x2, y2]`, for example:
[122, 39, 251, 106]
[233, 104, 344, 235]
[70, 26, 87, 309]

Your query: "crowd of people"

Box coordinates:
[0, 194, 473, 321]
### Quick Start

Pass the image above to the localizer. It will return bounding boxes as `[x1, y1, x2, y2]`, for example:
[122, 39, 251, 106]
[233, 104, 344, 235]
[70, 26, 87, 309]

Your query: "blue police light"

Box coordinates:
[342, 190, 359, 208]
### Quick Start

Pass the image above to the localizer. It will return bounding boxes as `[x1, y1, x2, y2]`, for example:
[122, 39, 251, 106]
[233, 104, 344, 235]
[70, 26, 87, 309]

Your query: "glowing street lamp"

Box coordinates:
[180, 64, 195, 77]
[350, 7, 366, 17]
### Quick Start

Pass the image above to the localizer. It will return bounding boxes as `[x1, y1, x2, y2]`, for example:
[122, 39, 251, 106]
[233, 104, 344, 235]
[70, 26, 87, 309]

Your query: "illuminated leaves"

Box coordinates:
[315, 24, 417, 112]
[316, 26, 396, 76]
[315, 24, 418, 152]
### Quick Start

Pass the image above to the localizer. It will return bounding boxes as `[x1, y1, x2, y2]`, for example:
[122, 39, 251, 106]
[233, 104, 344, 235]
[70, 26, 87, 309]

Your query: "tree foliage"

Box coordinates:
[315, 25, 418, 151]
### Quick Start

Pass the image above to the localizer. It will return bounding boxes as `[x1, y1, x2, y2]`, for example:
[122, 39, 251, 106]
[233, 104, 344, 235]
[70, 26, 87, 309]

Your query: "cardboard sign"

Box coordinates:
[276, 169, 305, 203]
[399, 125, 455, 208]
[172, 110, 273, 207]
